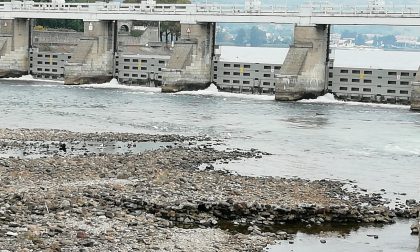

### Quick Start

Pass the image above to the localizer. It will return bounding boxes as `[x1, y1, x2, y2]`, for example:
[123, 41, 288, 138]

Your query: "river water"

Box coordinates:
[0, 78, 419, 251]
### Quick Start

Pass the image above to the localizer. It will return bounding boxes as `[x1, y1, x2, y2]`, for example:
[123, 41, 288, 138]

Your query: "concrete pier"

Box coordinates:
[64, 21, 114, 85]
[161, 23, 215, 92]
[0, 19, 30, 78]
[410, 69, 420, 111]
[275, 25, 329, 101]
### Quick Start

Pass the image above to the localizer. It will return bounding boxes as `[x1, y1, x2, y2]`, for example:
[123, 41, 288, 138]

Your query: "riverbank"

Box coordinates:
[0, 128, 418, 251]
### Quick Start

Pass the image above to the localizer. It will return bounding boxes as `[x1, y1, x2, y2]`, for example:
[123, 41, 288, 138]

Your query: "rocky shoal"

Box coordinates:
[0, 128, 418, 252]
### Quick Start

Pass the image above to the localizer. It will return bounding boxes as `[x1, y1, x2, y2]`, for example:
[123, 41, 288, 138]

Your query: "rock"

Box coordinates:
[411, 223, 419, 235]
[8, 222, 20, 228]
[320, 239, 326, 243]
[61, 200, 71, 209]
[406, 199, 417, 206]
[76, 231, 88, 239]
[105, 211, 115, 218]
[205, 164, 214, 171]
[83, 240, 95, 247]
[58, 143, 66, 152]
[5, 231, 18, 237]
[117, 173, 130, 179]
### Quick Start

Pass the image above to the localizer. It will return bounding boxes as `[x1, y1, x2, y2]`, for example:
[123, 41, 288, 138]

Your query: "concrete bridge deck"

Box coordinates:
[1, 1, 420, 25]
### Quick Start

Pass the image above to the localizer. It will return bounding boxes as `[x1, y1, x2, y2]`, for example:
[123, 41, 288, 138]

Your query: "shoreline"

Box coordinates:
[0, 128, 418, 251]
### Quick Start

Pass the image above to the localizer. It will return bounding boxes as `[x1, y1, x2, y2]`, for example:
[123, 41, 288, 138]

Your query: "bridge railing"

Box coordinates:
[0, 1, 419, 17]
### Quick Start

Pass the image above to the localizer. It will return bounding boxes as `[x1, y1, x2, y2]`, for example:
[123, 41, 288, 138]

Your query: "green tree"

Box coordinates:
[35, 19, 84, 32]
[234, 28, 246, 46]
[249, 26, 266, 46]
[355, 34, 366, 46]
[381, 35, 396, 47]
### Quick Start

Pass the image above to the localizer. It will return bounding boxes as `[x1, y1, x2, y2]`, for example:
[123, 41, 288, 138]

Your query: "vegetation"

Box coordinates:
[233, 26, 267, 46]
[130, 30, 143, 37]
[26, 0, 190, 36]
[35, 19, 84, 32]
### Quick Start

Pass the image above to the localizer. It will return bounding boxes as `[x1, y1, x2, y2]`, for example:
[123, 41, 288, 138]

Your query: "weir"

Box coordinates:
[0, 1, 419, 109]
[64, 21, 115, 85]
[275, 25, 329, 101]
[0, 19, 30, 78]
[161, 23, 215, 92]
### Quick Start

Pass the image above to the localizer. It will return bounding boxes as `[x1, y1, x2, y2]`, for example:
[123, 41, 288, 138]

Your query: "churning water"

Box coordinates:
[0, 78, 419, 251]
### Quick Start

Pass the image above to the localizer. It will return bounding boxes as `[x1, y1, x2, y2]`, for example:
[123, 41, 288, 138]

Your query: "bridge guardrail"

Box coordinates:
[1, 1, 420, 19]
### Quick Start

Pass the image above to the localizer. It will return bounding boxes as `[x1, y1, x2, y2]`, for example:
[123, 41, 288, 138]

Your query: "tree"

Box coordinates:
[249, 26, 266, 46]
[381, 35, 396, 47]
[234, 28, 246, 46]
[355, 34, 366, 46]
[341, 30, 357, 39]
[373, 36, 381, 47]
[35, 19, 84, 32]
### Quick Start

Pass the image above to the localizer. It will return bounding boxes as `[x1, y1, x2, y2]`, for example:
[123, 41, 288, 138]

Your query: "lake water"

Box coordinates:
[0, 78, 419, 251]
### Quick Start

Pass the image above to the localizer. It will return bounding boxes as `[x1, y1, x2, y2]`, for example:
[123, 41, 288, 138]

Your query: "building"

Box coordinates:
[212, 46, 287, 94]
[329, 48, 419, 104]
[29, 49, 72, 80]
[213, 46, 420, 104]
[115, 51, 170, 86]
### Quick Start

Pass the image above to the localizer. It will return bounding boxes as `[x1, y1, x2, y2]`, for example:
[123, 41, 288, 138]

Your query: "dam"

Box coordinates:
[1, 0, 420, 110]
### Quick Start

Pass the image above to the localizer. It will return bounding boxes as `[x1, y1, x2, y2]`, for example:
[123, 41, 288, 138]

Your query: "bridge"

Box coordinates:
[2, 1, 420, 25]
[0, 1, 419, 111]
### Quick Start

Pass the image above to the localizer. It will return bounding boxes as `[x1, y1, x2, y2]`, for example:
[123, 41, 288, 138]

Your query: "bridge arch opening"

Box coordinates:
[120, 24, 129, 33]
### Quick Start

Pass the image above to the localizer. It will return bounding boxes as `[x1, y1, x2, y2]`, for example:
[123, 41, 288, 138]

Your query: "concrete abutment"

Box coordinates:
[0, 19, 30, 78]
[161, 22, 215, 93]
[410, 68, 420, 111]
[275, 24, 329, 101]
[64, 20, 115, 85]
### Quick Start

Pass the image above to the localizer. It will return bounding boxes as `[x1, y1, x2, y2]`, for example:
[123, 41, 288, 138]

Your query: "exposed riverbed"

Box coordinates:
[0, 80, 419, 251]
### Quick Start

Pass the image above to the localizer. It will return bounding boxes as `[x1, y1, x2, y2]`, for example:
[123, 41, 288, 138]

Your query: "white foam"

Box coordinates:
[384, 145, 420, 156]
[81, 78, 161, 92]
[298, 93, 410, 109]
[4, 75, 64, 84]
[176, 84, 275, 101]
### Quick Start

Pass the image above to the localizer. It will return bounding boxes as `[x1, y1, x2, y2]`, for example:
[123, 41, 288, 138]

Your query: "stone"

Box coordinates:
[61, 200, 71, 209]
[83, 241, 95, 247]
[411, 223, 419, 235]
[5, 231, 18, 237]
[105, 211, 115, 218]
[406, 199, 417, 206]
[76, 231, 88, 239]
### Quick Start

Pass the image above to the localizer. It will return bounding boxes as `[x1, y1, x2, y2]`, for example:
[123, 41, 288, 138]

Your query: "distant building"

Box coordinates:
[329, 48, 419, 103]
[213, 46, 420, 104]
[395, 35, 420, 48]
[212, 46, 286, 94]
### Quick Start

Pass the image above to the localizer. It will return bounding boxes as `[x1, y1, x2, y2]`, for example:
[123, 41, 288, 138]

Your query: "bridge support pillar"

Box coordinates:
[275, 25, 329, 101]
[410, 77, 420, 111]
[64, 20, 114, 85]
[161, 22, 215, 93]
[0, 19, 30, 78]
